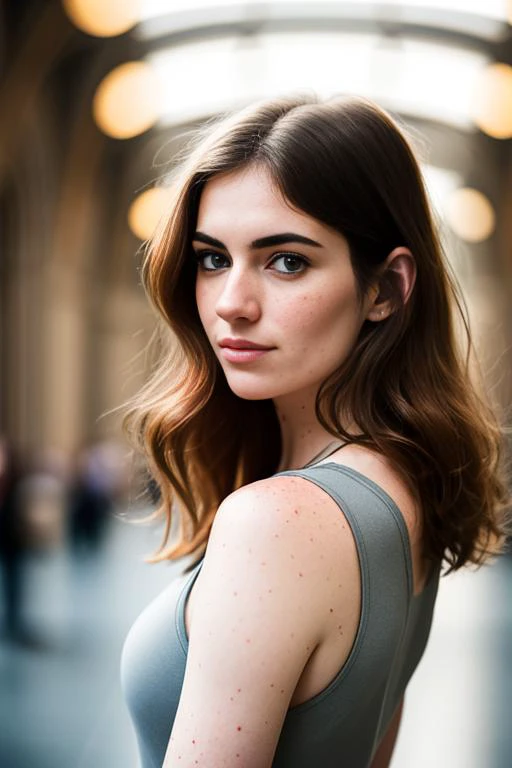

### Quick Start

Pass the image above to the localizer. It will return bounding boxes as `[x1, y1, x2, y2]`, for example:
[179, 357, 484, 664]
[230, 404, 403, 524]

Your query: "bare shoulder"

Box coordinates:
[196, 472, 361, 646]
[209, 473, 359, 579]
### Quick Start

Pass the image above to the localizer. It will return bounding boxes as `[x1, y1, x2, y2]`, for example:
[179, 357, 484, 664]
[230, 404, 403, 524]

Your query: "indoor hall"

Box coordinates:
[1, 1, 512, 766]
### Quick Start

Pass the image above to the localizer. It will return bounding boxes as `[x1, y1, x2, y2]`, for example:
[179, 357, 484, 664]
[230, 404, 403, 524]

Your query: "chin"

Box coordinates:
[222, 373, 284, 401]
[227, 384, 276, 401]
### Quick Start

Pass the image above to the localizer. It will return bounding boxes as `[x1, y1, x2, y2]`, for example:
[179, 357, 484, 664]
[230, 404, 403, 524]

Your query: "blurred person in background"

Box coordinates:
[68, 440, 126, 555]
[0, 441, 68, 647]
[0, 437, 30, 644]
[121, 96, 509, 768]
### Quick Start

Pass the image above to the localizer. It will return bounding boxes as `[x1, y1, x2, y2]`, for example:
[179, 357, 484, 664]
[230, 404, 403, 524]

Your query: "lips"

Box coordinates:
[219, 338, 273, 350]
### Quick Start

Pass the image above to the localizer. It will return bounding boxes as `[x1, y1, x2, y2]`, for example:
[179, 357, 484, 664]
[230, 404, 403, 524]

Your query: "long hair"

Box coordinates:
[124, 95, 509, 571]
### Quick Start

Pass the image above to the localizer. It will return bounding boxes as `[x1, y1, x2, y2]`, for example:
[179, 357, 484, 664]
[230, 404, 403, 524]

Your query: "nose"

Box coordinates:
[215, 266, 262, 324]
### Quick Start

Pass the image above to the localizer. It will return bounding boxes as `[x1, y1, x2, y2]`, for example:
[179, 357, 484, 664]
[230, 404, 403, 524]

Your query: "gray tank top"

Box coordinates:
[121, 463, 440, 767]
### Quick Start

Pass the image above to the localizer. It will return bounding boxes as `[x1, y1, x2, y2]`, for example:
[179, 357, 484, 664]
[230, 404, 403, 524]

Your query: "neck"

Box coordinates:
[273, 388, 341, 472]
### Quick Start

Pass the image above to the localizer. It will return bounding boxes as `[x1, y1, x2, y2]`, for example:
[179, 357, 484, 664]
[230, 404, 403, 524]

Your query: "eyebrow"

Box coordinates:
[192, 231, 323, 250]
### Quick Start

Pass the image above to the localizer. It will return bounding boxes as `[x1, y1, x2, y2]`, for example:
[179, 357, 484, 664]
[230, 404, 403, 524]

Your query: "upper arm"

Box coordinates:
[163, 477, 343, 767]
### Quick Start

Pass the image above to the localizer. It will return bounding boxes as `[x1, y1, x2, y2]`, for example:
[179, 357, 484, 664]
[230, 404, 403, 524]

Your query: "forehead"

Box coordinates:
[196, 165, 326, 239]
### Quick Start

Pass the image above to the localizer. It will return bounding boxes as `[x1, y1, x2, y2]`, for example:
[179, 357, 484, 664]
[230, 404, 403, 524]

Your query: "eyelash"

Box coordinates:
[193, 250, 310, 276]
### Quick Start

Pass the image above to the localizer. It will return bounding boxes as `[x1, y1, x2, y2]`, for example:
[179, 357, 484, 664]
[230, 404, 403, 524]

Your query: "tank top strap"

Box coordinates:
[275, 463, 414, 625]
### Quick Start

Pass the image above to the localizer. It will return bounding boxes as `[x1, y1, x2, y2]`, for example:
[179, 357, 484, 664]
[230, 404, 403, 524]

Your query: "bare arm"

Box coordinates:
[370, 697, 404, 768]
[162, 475, 355, 768]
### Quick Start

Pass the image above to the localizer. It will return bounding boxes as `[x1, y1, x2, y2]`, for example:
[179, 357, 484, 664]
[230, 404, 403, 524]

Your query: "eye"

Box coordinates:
[269, 253, 309, 275]
[194, 250, 230, 271]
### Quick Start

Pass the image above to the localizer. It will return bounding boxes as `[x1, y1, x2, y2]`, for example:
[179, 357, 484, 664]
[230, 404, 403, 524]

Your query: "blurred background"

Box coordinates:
[1, 1, 512, 766]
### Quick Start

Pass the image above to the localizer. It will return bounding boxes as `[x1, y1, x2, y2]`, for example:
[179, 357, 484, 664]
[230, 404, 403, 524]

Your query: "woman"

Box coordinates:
[121, 95, 508, 768]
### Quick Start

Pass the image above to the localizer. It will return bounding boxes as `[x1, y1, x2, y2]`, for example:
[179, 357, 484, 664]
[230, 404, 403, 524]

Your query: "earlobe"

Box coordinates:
[366, 247, 416, 322]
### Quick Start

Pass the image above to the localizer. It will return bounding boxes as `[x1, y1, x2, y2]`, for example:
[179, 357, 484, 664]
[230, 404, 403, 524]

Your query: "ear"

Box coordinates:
[365, 246, 416, 322]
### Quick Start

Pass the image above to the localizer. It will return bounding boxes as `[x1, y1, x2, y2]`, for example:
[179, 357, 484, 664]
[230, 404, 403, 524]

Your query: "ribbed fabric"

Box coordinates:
[121, 463, 440, 767]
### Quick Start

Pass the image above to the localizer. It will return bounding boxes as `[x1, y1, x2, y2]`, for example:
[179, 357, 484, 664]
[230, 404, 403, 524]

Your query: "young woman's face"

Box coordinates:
[193, 165, 370, 402]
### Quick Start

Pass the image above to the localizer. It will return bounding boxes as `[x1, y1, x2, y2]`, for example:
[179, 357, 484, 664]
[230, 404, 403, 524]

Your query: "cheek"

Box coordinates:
[285, 287, 360, 344]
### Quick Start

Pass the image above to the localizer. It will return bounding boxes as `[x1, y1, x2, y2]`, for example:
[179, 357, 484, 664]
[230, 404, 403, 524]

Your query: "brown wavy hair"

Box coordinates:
[124, 95, 509, 572]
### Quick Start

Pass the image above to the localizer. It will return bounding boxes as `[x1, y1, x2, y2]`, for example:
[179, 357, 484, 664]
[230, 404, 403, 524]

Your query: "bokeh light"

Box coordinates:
[128, 187, 172, 240]
[473, 62, 512, 139]
[446, 187, 496, 242]
[62, 0, 140, 37]
[92, 61, 160, 139]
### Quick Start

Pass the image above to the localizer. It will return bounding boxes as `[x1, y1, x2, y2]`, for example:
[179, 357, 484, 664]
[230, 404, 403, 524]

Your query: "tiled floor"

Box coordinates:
[0, 512, 510, 768]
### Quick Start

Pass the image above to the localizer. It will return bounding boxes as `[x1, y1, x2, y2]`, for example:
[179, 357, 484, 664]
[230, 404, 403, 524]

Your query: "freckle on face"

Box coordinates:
[195, 168, 360, 404]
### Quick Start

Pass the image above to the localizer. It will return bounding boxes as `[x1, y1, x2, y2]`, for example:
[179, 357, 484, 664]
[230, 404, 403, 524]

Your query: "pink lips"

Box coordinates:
[219, 337, 272, 350]
[218, 337, 274, 363]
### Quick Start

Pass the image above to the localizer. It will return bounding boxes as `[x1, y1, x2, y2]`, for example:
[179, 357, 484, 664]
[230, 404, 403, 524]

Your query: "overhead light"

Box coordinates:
[62, 0, 140, 38]
[473, 62, 512, 139]
[148, 33, 488, 130]
[128, 187, 172, 240]
[139, 0, 511, 25]
[93, 61, 160, 139]
[446, 188, 495, 242]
